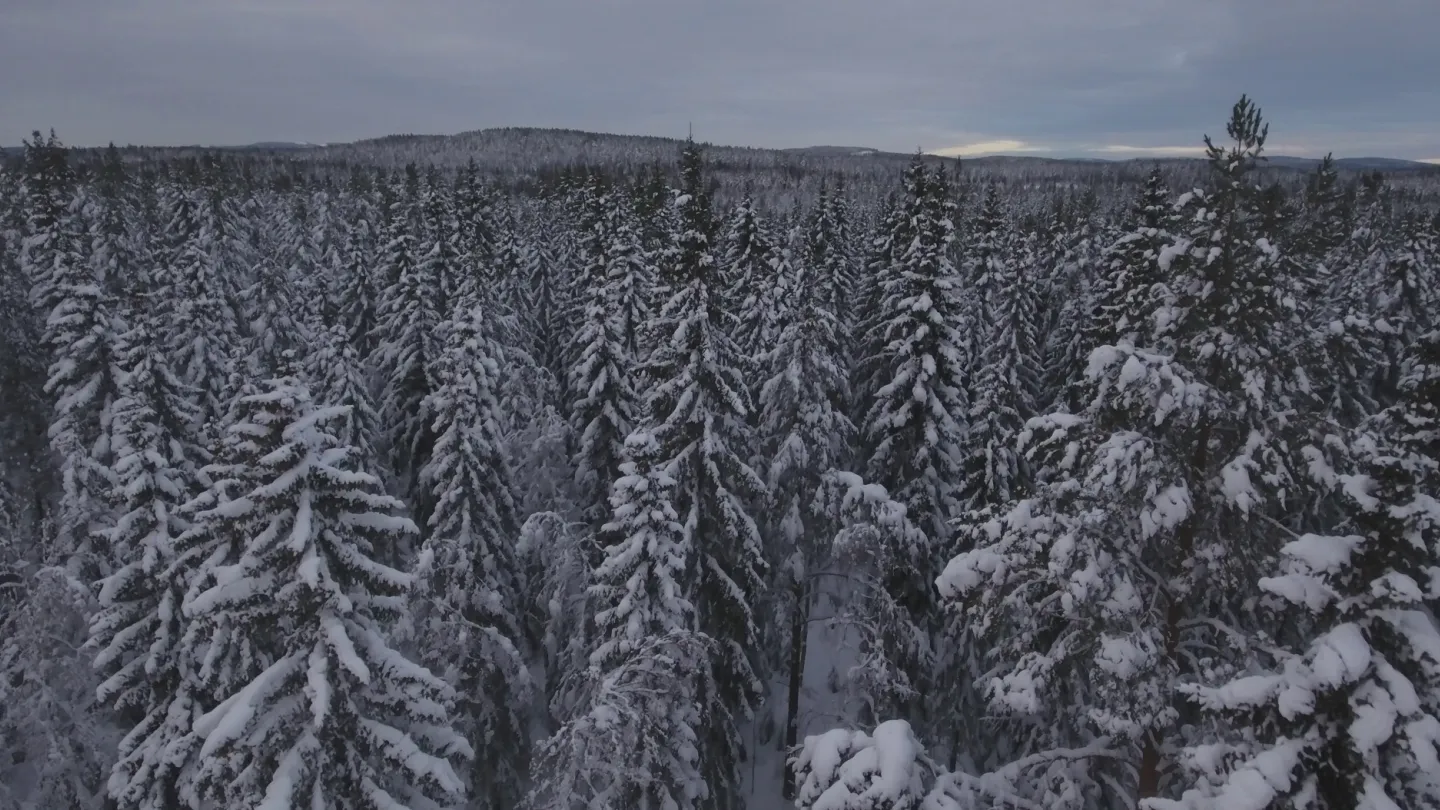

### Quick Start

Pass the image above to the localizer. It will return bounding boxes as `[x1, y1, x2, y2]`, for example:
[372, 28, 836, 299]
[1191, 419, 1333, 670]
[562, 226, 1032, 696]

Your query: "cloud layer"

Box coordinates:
[2, 0, 1436, 158]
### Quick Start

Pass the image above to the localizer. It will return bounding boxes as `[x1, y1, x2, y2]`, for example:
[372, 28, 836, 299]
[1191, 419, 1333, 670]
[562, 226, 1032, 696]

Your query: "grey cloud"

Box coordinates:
[1, 0, 1436, 158]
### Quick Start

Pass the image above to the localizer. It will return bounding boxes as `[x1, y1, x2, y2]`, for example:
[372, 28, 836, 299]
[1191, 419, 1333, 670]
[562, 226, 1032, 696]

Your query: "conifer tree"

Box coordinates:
[808, 178, 858, 339]
[859, 158, 968, 726]
[418, 171, 467, 323]
[639, 138, 766, 810]
[374, 180, 443, 501]
[719, 192, 773, 365]
[240, 246, 310, 378]
[851, 190, 911, 423]
[180, 376, 471, 810]
[308, 324, 382, 478]
[414, 305, 530, 810]
[967, 183, 1009, 329]
[1154, 329, 1440, 810]
[942, 96, 1325, 807]
[0, 163, 49, 480]
[605, 192, 655, 363]
[52, 196, 132, 560]
[1084, 168, 1176, 353]
[163, 187, 241, 433]
[1296, 153, 1349, 266]
[518, 227, 572, 397]
[959, 229, 1040, 513]
[756, 256, 863, 796]
[88, 312, 204, 810]
[337, 183, 382, 360]
[1372, 212, 1439, 398]
[21, 130, 78, 321]
[527, 431, 713, 810]
[568, 184, 641, 531]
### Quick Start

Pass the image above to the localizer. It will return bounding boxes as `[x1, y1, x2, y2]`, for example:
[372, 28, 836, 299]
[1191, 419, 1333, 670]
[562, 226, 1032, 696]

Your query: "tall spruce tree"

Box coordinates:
[180, 376, 471, 810]
[568, 184, 641, 531]
[88, 312, 204, 810]
[374, 177, 443, 503]
[40, 185, 128, 574]
[414, 305, 530, 810]
[859, 157, 968, 733]
[527, 431, 713, 810]
[719, 192, 774, 368]
[638, 138, 766, 810]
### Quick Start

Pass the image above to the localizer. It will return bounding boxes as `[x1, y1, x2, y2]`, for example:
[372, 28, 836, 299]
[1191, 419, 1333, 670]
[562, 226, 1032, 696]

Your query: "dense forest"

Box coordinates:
[2, 96, 1439, 810]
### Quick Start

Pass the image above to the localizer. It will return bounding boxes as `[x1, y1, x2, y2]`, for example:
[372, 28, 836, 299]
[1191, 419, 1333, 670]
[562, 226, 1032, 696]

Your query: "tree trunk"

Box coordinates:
[781, 581, 810, 800]
[1137, 416, 1212, 801]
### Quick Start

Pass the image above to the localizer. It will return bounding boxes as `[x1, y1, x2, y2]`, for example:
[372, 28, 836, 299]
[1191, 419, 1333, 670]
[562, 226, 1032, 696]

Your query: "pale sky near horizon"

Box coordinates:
[3, 0, 1437, 161]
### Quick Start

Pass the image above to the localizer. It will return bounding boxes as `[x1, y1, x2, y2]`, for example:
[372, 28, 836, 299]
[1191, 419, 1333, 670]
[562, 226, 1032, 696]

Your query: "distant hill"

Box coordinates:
[211, 141, 327, 151]
[942, 153, 1435, 172]
[1264, 155, 1434, 171]
[784, 145, 896, 158]
[4, 129, 1435, 176]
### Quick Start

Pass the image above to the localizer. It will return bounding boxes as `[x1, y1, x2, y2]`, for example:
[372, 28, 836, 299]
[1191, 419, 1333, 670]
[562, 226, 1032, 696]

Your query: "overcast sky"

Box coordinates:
[3, 0, 1437, 160]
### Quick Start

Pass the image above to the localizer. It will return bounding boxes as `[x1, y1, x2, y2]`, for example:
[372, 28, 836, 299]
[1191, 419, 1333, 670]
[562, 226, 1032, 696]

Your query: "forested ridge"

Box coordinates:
[2, 97, 1439, 810]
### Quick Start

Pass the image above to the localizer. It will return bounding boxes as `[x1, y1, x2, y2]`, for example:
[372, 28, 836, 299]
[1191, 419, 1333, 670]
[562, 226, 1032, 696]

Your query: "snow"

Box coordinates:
[195, 653, 300, 758]
[1141, 484, 1191, 538]
[1278, 533, 1361, 575]
[1309, 624, 1372, 689]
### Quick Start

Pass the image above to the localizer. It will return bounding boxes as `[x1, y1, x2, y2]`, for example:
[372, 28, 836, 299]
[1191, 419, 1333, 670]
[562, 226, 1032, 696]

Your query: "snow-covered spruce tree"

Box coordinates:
[851, 190, 910, 424]
[792, 717, 1134, 810]
[0, 163, 51, 510]
[1047, 168, 1178, 414]
[966, 182, 1009, 330]
[21, 133, 122, 572]
[638, 138, 766, 810]
[87, 312, 205, 810]
[296, 190, 346, 331]
[858, 156, 967, 729]
[487, 212, 528, 327]
[239, 242, 311, 379]
[759, 283, 935, 795]
[0, 561, 116, 810]
[756, 255, 857, 795]
[337, 181, 383, 361]
[719, 192, 774, 369]
[807, 177, 859, 340]
[374, 179, 444, 505]
[21, 130, 78, 323]
[413, 304, 530, 810]
[940, 343, 1219, 808]
[605, 191, 656, 364]
[1036, 228, 1095, 415]
[418, 169, 467, 324]
[1082, 167, 1176, 357]
[528, 430, 712, 810]
[180, 375, 471, 810]
[308, 323, 382, 479]
[568, 183, 641, 532]
[453, 159, 496, 272]
[1151, 329, 1440, 810]
[163, 186, 242, 435]
[38, 185, 130, 575]
[518, 224, 574, 398]
[1370, 212, 1438, 402]
[160, 377, 282, 799]
[957, 221, 1042, 527]
[1294, 154, 1349, 268]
